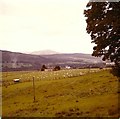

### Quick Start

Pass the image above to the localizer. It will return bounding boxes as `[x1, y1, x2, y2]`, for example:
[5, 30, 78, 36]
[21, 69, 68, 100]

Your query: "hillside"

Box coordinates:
[1, 50, 105, 71]
[42, 53, 103, 63]
[2, 69, 119, 117]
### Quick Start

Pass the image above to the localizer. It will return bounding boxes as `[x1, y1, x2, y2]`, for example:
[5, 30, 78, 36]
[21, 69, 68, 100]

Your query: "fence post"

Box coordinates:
[33, 77, 36, 102]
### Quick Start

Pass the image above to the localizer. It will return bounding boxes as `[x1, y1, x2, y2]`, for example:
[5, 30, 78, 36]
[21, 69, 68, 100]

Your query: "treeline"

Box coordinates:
[2, 62, 106, 72]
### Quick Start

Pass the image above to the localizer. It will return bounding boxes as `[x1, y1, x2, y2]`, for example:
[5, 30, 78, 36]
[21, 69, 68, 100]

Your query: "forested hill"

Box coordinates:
[1, 50, 49, 63]
[0, 50, 104, 71]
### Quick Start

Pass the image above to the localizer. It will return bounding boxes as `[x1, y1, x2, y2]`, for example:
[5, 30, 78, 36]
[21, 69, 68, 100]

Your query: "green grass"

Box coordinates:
[2, 69, 119, 117]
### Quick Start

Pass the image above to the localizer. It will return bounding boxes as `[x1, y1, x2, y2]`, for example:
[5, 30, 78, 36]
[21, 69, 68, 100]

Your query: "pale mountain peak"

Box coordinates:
[30, 50, 60, 55]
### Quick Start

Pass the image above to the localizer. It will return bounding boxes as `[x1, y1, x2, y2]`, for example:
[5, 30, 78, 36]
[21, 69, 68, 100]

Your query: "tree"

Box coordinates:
[53, 65, 61, 71]
[41, 65, 47, 71]
[84, 1, 120, 75]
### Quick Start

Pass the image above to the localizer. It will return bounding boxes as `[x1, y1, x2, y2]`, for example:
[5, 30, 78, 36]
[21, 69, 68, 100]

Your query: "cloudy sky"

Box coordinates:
[0, 0, 94, 54]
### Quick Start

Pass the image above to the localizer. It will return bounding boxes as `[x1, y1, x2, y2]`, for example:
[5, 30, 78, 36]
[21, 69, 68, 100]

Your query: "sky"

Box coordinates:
[0, 0, 94, 54]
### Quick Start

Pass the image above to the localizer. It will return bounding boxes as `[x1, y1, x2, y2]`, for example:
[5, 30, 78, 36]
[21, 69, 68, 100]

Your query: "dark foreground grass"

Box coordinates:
[2, 69, 120, 117]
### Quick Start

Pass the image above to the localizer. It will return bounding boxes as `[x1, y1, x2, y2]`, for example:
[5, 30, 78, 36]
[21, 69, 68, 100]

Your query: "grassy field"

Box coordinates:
[2, 68, 119, 117]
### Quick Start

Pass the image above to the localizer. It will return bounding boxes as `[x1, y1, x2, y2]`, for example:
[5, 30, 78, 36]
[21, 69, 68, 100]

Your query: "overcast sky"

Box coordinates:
[0, 0, 94, 54]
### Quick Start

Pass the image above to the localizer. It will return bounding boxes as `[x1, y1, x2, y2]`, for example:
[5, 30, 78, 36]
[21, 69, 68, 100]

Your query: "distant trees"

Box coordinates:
[41, 65, 60, 71]
[41, 65, 47, 71]
[53, 65, 61, 71]
[84, 1, 120, 76]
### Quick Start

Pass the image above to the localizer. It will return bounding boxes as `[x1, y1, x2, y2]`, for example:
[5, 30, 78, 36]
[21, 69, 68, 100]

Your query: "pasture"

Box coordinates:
[2, 68, 119, 117]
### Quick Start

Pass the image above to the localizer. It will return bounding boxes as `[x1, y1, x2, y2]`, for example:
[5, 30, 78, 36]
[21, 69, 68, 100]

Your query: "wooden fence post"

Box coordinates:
[33, 77, 36, 102]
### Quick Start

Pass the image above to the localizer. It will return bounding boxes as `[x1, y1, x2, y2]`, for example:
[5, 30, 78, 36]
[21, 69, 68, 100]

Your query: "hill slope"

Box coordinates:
[1, 50, 104, 71]
[1, 50, 50, 71]
[42, 53, 103, 63]
[2, 69, 119, 117]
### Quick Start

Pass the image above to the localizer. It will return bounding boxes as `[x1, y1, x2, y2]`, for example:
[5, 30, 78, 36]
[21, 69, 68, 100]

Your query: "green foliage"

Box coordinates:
[53, 65, 61, 71]
[84, 2, 120, 72]
[41, 65, 47, 71]
[111, 66, 120, 77]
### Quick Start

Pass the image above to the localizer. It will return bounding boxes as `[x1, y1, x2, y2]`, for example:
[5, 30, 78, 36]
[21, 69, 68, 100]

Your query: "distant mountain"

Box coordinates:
[30, 50, 60, 55]
[0, 50, 52, 71]
[1, 50, 105, 71]
[41, 53, 103, 65]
